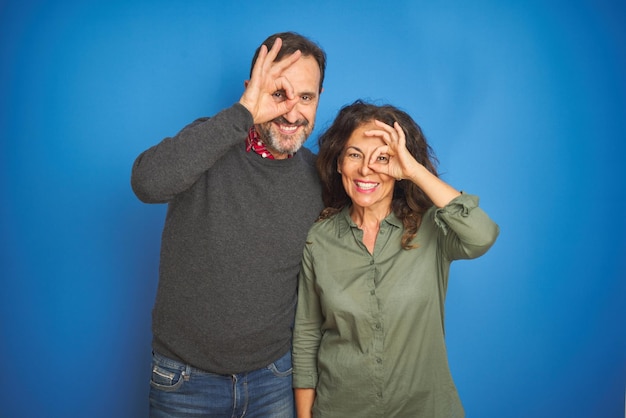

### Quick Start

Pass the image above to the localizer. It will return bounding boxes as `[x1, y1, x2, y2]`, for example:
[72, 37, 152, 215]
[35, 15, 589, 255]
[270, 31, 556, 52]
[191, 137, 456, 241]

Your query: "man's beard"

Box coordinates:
[256, 116, 313, 156]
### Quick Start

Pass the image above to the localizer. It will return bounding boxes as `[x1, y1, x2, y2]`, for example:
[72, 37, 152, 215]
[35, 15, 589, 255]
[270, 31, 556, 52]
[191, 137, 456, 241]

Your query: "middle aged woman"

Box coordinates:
[292, 100, 500, 418]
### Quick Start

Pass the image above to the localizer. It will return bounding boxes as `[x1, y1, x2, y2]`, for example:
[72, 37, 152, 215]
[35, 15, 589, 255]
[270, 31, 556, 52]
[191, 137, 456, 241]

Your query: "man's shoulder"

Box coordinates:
[296, 146, 317, 166]
[182, 104, 252, 132]
[185, 116, 211, 128]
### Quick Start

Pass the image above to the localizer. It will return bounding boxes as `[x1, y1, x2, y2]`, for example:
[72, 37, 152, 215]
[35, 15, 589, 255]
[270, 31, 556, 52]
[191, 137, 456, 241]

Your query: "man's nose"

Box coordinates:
[282, 105, 302, 124]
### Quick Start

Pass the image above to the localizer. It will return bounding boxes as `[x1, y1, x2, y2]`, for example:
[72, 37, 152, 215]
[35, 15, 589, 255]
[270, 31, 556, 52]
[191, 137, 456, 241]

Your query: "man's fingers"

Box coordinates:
[276, 97, 299, 117]
[241, 37, 304, 123]
[265, 37, 283, 63]
[250, 44, 269, 80]
[263, 38, 302, 75]
[273, 76, 295, 100]
[271, 50, 302, 75]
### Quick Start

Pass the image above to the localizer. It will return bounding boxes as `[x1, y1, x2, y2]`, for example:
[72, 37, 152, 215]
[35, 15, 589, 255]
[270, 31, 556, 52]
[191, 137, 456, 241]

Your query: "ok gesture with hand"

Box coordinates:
[365, 119, 461, 208]
[365, 120, 420, 181]
[239, 38, 302, 124]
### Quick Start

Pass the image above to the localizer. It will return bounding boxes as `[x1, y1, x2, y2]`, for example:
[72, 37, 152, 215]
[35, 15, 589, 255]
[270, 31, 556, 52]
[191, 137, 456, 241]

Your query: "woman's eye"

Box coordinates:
[377, 155, 390, 163]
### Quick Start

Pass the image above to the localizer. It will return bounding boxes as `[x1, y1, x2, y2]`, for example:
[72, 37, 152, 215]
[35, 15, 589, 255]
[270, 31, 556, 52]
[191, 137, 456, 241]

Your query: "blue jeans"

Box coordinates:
[149, 351, 295, 418]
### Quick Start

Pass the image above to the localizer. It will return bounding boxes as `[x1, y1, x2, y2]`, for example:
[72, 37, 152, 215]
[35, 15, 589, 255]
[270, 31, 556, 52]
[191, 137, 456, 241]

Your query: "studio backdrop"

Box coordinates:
[1, 0, 624, 417]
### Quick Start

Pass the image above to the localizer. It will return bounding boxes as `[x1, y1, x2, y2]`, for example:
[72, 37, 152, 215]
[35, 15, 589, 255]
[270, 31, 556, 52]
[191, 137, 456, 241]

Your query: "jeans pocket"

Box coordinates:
[150, 358, 186, 392]
[267, 351, 293, 378]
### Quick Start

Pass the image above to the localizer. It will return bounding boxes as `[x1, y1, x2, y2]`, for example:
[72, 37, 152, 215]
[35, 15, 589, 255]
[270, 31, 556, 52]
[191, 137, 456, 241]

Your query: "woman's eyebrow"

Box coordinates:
[344, 145, 363, 153]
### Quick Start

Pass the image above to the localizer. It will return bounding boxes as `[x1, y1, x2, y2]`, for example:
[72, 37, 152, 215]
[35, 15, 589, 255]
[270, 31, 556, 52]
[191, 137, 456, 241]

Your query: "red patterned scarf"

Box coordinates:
[245, 126, 292, 159]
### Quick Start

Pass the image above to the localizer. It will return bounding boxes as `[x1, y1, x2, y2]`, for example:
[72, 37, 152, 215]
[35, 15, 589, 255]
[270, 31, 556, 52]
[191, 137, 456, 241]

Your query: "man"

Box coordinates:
[131, 32, 326, 417]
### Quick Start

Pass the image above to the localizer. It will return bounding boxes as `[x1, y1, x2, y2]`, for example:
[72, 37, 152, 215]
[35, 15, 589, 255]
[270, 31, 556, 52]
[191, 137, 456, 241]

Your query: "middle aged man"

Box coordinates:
[131, 32, 326, 417]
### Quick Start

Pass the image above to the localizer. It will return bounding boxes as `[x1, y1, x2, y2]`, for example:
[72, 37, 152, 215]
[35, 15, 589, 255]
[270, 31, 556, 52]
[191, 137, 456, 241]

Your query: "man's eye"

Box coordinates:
[272, 91, 285, 99]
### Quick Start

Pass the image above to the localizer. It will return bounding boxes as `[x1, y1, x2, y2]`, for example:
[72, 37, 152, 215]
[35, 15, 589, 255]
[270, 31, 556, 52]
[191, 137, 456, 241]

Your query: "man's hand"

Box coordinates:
[239, 37, 302, 124]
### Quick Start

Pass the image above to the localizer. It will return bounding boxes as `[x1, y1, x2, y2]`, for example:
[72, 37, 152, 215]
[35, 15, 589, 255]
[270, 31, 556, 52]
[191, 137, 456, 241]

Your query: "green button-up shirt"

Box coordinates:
[293, 193, 499, 418]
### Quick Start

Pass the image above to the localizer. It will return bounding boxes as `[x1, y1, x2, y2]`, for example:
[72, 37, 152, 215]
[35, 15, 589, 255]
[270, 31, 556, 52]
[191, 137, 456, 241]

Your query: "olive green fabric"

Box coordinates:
[293, 193, 499, 418]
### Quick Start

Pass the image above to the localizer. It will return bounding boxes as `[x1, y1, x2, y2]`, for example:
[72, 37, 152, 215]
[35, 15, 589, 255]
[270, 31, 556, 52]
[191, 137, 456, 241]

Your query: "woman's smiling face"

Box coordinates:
[338, 121, 396, 212]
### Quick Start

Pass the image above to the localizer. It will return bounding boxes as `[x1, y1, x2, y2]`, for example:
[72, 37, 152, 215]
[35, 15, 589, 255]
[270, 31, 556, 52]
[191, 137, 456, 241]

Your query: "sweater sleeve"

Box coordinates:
[434, 193, 500, 260]
[292, 240, 323, 389]
[131, 103, 253, 203]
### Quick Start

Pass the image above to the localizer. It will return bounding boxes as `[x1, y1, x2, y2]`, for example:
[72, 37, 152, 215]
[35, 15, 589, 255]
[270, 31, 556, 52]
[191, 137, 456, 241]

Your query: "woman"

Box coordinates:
[292, 100, 499, 417]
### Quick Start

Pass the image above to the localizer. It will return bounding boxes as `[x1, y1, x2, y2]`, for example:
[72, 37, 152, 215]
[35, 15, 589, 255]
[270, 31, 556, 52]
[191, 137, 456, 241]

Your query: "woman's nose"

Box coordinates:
[358, 160, 372, 176]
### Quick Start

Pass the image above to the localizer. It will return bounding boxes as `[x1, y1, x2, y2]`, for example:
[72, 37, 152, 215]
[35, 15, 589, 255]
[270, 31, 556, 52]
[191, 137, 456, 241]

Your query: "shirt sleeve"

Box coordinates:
[292, 240, 323, 388]
[130, 103, 253, 203]
[433, 193, 500, 260]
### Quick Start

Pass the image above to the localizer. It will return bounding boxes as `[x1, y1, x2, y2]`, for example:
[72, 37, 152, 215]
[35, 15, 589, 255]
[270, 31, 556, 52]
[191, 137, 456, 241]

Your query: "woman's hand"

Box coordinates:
[295, 388, 315, 418]
[364, 119, 461, 207]
[364, 119, 420, 180]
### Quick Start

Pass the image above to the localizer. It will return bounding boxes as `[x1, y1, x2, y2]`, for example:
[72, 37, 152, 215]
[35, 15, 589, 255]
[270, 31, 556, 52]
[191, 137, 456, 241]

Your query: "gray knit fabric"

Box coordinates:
[131, 103, 323, 374]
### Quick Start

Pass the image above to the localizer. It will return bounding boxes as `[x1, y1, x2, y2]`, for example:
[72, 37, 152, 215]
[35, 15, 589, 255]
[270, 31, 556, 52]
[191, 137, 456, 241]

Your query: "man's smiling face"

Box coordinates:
[255, 56, 321, 159]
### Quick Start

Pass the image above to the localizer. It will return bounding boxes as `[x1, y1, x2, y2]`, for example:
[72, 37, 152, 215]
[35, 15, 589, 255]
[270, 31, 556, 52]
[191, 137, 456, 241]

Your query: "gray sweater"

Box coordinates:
[131, 103, 323, 374]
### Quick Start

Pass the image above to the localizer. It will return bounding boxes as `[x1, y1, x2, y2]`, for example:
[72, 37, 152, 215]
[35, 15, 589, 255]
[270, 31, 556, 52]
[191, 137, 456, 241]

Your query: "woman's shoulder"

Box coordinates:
[308, 209, 346, 237]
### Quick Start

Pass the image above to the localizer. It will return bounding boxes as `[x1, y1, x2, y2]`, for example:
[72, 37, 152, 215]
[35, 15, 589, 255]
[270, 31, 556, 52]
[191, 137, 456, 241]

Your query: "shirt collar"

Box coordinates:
[337, 206, 402, 237]
[245, 126, 293, 159]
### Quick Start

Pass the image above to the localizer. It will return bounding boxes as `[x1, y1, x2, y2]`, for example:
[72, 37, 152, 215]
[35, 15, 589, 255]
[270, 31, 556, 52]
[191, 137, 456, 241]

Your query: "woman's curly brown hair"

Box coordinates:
[316, 100, 439, 249]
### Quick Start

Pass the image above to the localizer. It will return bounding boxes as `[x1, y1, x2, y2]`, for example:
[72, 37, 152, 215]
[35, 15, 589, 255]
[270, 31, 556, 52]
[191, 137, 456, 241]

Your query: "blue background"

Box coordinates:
[1, 0, 624, 417]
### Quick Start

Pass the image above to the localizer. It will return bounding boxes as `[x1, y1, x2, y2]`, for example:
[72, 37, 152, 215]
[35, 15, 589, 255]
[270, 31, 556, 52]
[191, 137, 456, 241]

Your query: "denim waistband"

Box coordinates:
[152, 351, 214, 376]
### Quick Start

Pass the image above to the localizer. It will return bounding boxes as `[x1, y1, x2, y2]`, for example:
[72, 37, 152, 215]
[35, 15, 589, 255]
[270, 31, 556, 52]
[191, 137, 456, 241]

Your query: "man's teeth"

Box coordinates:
[356, 181, 378, 190]
[280, 125, 298, 132]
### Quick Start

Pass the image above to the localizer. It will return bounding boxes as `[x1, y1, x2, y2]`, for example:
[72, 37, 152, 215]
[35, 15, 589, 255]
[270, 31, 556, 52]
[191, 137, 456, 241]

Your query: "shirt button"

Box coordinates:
[369, 260, 374, 265]
[370, 290, 375, 295]
[376, 357, 382, 364]
[375, 323, 381, 330]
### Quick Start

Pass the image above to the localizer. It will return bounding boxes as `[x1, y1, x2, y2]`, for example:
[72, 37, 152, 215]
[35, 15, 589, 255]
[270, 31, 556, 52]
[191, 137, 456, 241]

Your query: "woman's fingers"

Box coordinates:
[365, 120, 414, 180]
[366, 120, 404, 146]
